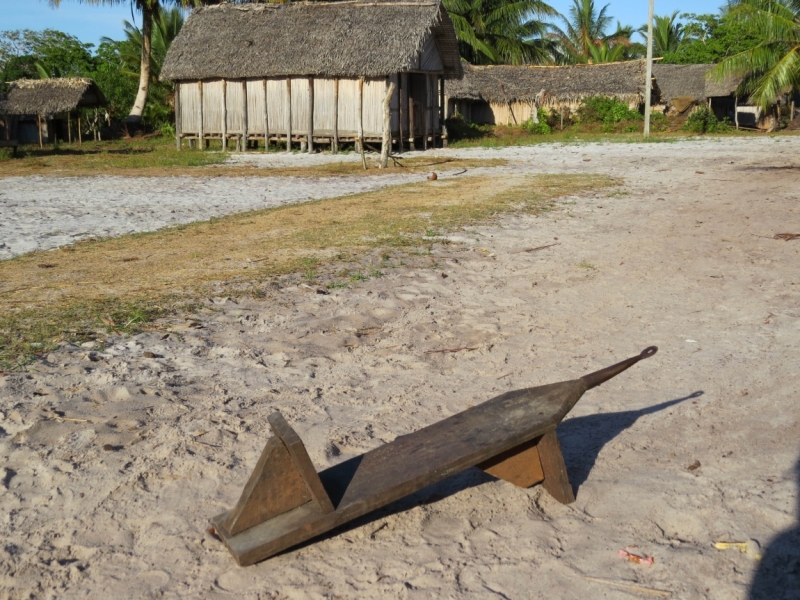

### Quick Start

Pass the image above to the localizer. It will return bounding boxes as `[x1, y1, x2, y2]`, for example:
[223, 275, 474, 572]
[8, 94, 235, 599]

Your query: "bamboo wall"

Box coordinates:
[176, 73, 445, 148]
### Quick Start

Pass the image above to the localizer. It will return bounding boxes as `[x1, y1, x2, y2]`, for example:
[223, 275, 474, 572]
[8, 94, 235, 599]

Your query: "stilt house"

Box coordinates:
[160, 0, 463, 152]
[0, 78, 107, 147]
[445, 61, 647, 125]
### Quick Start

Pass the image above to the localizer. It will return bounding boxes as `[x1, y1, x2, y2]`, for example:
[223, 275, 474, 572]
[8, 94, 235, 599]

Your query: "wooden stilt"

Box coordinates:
[263, 79, 269, 150]
[198, 81, 204, 150]
[398, 73, 405, 154]
[221, 79, 228, 151]
[439, 76, 446, 148]
[408, 96, 415, 151]
[286, 78, 292, 153]
[242, 80, 248, 152]
[379, 80, 395, 168]
[68, 112, 72, 144]
[358, 77, 366, 169]
[423, 75, 429, 150]
[332, 78, 339, 153]
[734, 96, 739, 130]
[77, 116, 82, 145]
[307, 77, 314, 154]
[175, 82, 182, 150]
[37, 114, 43, 148]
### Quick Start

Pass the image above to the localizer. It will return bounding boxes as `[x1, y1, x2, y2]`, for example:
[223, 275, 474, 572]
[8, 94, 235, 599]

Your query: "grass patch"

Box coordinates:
[0, 135, 505, 178]
[0, 173, 615, 369]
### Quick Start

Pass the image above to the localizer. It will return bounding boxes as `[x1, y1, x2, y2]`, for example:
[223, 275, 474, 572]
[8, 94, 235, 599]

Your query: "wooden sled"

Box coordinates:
[212, 346, 658, 565]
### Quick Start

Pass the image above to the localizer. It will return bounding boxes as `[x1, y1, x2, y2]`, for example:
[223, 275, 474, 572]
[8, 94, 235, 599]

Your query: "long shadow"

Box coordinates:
[750, 455, 800, 600]
[558, 391, 703, 494]
[279, 391, 701, 558]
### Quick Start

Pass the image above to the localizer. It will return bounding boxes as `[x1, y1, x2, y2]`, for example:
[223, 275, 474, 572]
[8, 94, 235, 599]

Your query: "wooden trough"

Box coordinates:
[212, 346, 658, 566]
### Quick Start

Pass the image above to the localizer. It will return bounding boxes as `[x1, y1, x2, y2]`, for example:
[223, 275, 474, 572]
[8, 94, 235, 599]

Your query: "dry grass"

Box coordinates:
[0, 137, 504, 178]
[0, 173, 615, 369]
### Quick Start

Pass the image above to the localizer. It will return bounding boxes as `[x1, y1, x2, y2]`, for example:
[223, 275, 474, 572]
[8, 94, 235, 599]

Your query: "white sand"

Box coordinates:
[1, 137, 799, 599]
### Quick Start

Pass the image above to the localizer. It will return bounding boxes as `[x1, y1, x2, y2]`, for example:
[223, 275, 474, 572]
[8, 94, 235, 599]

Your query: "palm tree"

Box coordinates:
[444, 0, 560, 64]
[48, 0, 202, 123]
[713, 0, 800, 109]
[552, 0, 635, 63]
[640, 10, 684, 56]
[109, 7, 185, 81]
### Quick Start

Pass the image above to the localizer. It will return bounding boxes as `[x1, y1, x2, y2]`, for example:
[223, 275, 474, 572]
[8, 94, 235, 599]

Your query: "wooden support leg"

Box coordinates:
[537, 429, 575, 504]
[478, 429, 575, 504]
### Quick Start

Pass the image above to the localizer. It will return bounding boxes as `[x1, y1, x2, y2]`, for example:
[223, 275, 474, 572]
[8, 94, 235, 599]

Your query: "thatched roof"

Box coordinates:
[0, 78, 106, 116]
[652, 64, 709, 103]
[446, 60, 647, 106]
[652, 63, 742, 101]
[161, 0, 463, 81]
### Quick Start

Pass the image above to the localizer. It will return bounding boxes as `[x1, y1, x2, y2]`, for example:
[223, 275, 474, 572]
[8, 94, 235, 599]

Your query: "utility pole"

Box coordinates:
[644, 0, 654, 137]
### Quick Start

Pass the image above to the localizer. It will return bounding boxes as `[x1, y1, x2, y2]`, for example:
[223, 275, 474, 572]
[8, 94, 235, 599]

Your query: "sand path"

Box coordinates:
[1, 137, 799, 599]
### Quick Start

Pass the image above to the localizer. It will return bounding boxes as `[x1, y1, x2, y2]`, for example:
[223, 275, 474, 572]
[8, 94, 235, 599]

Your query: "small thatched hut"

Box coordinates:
[445, 61, 647, 125]
[651, 63, 782, 130]
[160, 0, 462, 152]
[0, 78, 107, 146]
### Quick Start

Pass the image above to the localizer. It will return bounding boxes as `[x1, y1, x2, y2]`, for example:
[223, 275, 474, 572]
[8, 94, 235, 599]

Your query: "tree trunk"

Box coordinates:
[128, 3, 155, 123]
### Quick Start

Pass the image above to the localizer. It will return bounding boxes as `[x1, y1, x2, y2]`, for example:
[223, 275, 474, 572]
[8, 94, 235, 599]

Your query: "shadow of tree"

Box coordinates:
[558, 391, 704, 495]
[750, 456, 800, 600]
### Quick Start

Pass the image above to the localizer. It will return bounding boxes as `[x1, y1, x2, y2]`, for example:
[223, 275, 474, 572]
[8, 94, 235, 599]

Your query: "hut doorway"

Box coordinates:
[405, 73, 439, 150]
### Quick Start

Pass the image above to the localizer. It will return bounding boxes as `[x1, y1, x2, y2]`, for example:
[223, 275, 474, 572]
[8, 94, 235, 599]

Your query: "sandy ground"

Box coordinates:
[1, 137, 800, 599]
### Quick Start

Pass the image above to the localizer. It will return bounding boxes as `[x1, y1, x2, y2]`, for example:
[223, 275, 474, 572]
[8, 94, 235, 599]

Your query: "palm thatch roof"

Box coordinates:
[446, 61, 647, 106]
[161, 0, 462, 81]
[652, 63, 742, 101]
[0, 78, 107, 116]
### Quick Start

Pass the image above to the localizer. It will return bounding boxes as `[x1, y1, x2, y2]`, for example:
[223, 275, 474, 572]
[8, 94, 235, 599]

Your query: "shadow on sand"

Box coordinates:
[559, 391, 703, 494]
[749, 456, 800, 600]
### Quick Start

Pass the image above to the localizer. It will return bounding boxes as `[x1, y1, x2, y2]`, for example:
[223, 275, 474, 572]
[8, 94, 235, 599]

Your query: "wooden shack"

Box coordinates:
[160, 1, 462, 152]
[0, 78, 107, 147]
[445, 61, 647, 125]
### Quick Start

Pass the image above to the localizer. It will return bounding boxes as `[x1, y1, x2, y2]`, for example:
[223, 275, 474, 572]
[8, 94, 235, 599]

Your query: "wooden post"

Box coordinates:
[439, 75, 446, 148]
[264, 79, 269, 150]
[221, 79, 228, 151]
[734, 96, 739, 130]
[423, 75, 429, 150]
[398, 73, 405, 153]
[358, 77, 366, 169]
[242, 80, 248, 152]
[332, 78, 339, 153]
[77, 115, 82, 145]
[37, 114, 43, 148]
[380, 81, 396, 169]
[537, 430, 575, 504]
[408, 95, 415, 151]
[198, 81, 204, 150]
[791, 100, 795, 121]
[560, 107, 564, 131]
[307, 77, 314, 154]
[175, 82, 182, 150]
[67, 112, 72, 144]
[286, 78, 292, 152]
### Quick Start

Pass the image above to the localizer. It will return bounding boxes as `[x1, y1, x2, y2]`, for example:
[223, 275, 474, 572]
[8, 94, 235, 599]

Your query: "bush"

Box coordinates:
[683, 106, 733, 134]
[523, 110, 552, 135]
[577, 96, 642, 125]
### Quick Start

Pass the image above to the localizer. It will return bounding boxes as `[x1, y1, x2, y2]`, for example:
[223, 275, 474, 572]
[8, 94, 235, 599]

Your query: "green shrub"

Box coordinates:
[577, 96, 642, 125]
[683, 106, 733, 134]
[523, 112, 552, 135]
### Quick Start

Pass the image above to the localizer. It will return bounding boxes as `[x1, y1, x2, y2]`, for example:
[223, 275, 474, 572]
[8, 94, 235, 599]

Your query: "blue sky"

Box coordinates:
[1, 0, 725, 48]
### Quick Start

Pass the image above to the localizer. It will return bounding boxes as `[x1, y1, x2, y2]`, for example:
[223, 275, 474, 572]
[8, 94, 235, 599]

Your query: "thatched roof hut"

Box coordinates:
[447, 60, 646, 108]
[161, 0, 462, 153]
[161, 1, 462, 81]
[0, 78, 106, 117]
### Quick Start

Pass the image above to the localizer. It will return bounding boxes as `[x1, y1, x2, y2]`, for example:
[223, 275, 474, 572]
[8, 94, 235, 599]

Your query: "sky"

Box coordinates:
[0, 0, 726, 48]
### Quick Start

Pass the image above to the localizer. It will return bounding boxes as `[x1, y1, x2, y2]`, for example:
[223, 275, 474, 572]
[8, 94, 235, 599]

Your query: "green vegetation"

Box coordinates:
[683, 106, 733, 133]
